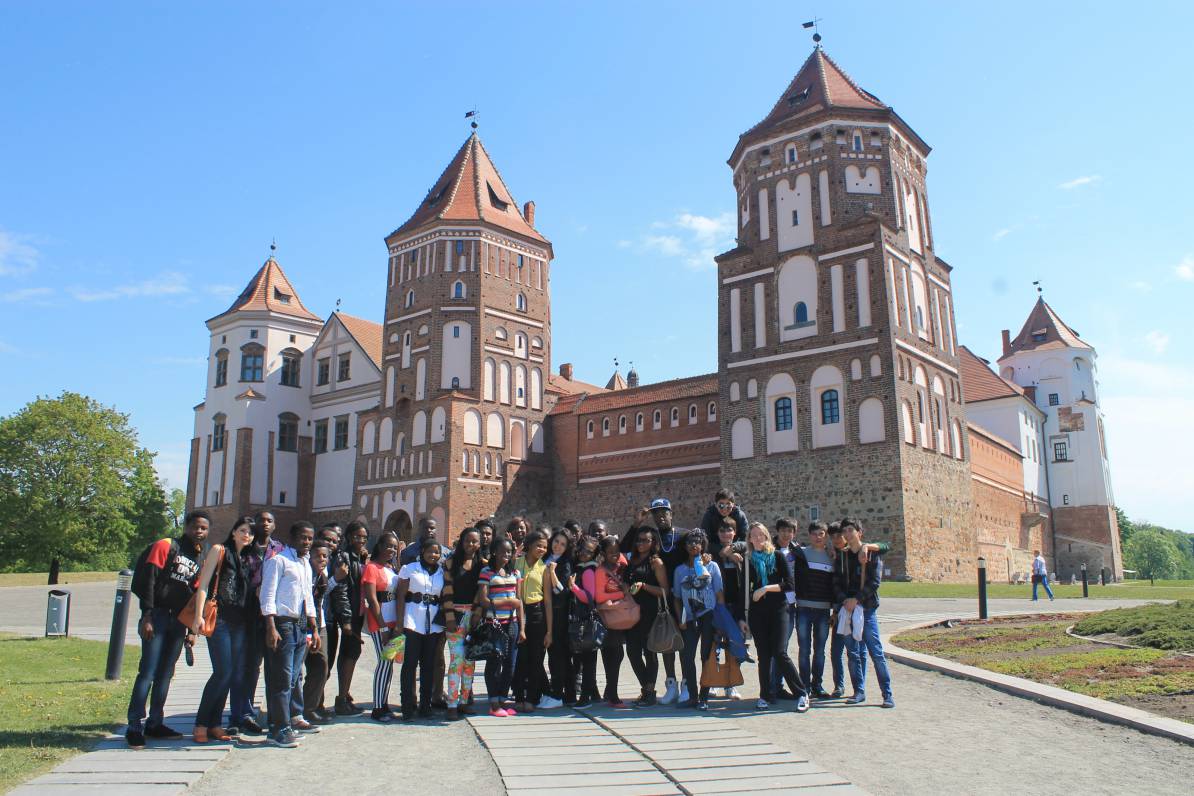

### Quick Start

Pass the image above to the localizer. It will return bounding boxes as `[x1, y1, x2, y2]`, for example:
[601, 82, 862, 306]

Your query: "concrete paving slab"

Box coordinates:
[504, 771, 671, 789]
[670, 761, 823, 781]
[657, 752, 803, 768]
[497, 759, 654, 776]
[633, 735, 757, 752]
[9, 786, 186, 796]
[645, 744, 793, 761]
[505, 784, 681, 796]
[28, 771, 204, 786]
[487, 746, 638, 761]
[52, 759, 213, 773]
[485, 735, 624, 749]
[681, 771, 852, 793]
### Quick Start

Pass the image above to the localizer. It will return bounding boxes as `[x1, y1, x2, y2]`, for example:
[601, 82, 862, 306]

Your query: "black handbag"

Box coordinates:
[568, 592, 607, 654]
[464, 615, 503, 661]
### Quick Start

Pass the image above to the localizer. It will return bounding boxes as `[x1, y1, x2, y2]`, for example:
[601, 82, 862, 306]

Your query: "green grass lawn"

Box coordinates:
[0, 633, 139, 793]
[1073, 600, 1194, 651]
[0, 572, 118, 588]
[882, 579, 1194, 601]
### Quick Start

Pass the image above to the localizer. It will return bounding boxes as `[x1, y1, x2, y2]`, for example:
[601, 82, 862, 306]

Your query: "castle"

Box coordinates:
[186, 48, 1121, 582]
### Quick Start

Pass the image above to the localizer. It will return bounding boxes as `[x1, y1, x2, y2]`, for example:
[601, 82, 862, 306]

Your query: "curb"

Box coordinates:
[882, 622, 1194, 747]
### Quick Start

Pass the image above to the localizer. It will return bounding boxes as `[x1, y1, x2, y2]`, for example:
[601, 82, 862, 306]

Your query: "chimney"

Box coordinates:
[559, 362, 573, 381]
[1001, 330, 1012, 357]
[523, 201, 535, 226]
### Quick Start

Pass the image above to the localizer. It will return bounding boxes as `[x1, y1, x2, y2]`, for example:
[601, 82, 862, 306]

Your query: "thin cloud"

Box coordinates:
[640, 211, 735, 270]
[1175, 255, 1194, 282]
[1058, 175, 1102, 190]
[0, 340, 19, 355]
[0, 286, 53, 303]
[0, 229, 39, 276]
[203, 284, 240, 300]
[70, 271, 190, 302]
[992, 228, 1011, 241]
[1144, 330, 1171, 355]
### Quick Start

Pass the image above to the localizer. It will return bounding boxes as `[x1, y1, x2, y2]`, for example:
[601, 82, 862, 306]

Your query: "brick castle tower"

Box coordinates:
[715, 47, 974, 579]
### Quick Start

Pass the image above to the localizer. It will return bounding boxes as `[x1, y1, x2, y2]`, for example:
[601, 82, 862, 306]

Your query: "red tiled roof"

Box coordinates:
[335, 312, 383, 370]
[387, 133, 547, 245]
[209, 256, 322, 323]
[546, 372, 606, 397]
[967, 421, 1023, 457]
[959, 345, 1024, 403]
[571, 373, 718, 415]
[1000, 298, 1091, 359]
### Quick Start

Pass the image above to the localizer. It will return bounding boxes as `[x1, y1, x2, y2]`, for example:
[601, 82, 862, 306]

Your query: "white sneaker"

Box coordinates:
[660, 678, 678, 705]
[678, 683, 690, 704]
[724, 687, 741, 700]
[536, 695, 564, 709]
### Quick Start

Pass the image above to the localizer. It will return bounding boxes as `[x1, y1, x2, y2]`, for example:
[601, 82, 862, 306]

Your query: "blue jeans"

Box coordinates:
[234, 613, 265, 723]
[845, 607, 892, 699]
[196, 616, 247, 728]
[1032, 575, 1055, 600]
[796, 607, 830, 693]
[484, 620, 520, 702]
[832, 613, 866, 691]
[126, 607, 188, 731]
[679, 612, 715, 702]
[264, 619, 307, 734]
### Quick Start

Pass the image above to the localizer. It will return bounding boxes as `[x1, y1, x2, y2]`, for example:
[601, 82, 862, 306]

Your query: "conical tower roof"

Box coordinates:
[208, 255, 321, 325]
[605, 370, 627, 391]
[1000, 298, 1092, 359]
[387, 133, 547, 246]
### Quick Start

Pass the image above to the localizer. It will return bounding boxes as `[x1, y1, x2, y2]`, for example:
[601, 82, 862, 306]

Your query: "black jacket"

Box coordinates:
[741, 548, 795, 615]
[329, 548, 365, 626]
[698, 505, 749, 540]
[833, 547, 882, 611]
[787, 543, 836, 606]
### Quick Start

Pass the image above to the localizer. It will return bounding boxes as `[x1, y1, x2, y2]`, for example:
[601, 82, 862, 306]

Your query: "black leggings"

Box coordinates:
[625, 615, 659, 692]
[400, 629, 442, 711]
[513, 602, 548, 704]
[600, 629, 626, 701]
[750, 607, 803, 699]
[547, 601, 573, 700]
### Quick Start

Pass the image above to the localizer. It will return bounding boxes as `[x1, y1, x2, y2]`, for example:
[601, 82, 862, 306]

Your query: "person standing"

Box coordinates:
[743, 522, 805, 712]
[713, 517, 745, 701]
[125, 510, 208, 748]
[543, 530, 575, 705]
[328, 522, 368, 715]
[301, 540, 333, 726]
[190, 515, 254, 743]
[833, 518, 894, 709]
[671, 529, 723, 711]
[625, 527, 669, 706]
[395, 538, 446, 720]
[505, 516, 529, 555]
[1031, 550, 1055, 601]
[783, 520, 832, 704]
[512, 530, 554, 711]
[361, 533, 401, 721]
[477, 539, 524, 717]
[260, 521, 319, 748]
[699, 489, 750, 541]
[235, 510, 283, 735]
[568, 536, 602, 707]
[650, 498, 687, 705]
[443, 528, 484, 720]
[827, 523, 885, 698]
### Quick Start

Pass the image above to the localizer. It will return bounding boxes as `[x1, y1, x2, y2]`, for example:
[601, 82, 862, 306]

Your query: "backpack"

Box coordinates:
[131, 538, 179, 602]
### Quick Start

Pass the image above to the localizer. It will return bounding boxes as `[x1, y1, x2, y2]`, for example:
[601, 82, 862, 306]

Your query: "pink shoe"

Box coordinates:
[504, 706, 518, 716]
[488, 707, 509, 718]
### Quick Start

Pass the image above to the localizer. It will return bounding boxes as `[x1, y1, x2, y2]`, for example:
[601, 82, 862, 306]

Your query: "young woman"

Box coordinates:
[476, 539, 524, 717]
[190, 515, 255, 742]
[504, 516, 528, 555]
[394, 537, 446, 720]
[442, 528, 483, 720]
[573, 535, 629, 707]
[361, 532, 401, 721]
[714, 518, 745, 700]
[743, 522, 805, 711]
[544, 529, 575, 705]
[625, 527, 669, 706]
[672, 529, 724, 710]
[477, 522, 495, 558]
[568, 536, 601, 707]
[512, 530, 553, 712]
[328, 522, 369, 715]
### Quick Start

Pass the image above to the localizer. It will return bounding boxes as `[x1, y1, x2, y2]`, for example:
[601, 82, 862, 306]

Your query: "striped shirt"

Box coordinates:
[479, 566, 522, 622]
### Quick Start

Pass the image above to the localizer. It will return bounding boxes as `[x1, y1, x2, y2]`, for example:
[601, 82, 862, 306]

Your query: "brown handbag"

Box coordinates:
[597, 597, 641, 630]
[700, 641, 744, 688]
[647, 597, 684, 653]
[178, 546, 225, 636]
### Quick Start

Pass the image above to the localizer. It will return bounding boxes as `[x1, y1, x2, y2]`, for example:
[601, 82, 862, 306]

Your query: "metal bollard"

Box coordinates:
[977, 557, 988, 620]
[1081, 563, 1089, 598]
[105, 570, 134, 680]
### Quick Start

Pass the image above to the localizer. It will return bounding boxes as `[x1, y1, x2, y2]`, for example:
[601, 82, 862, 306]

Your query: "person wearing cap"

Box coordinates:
[649, 498, 688, 705]
[699, 489, 750, 542]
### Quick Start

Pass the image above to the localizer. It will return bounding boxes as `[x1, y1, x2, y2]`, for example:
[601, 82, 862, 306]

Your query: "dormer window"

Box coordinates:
[1031, 330, 1047, 342]
[809, 132, 823, 151]
[426, 182, 448, 207]
[487, 182, 509, 211]
[274, 287, 291, 304]
[787, 86, 810, 106]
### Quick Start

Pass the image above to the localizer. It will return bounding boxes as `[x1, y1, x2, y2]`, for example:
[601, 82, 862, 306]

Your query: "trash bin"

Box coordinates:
[46, 589, 71, 637]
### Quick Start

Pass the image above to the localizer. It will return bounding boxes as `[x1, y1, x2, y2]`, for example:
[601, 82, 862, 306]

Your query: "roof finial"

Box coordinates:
[465, 108, 478, 131]
[335, 297, 342, 312]
[802, 17, 823, 47]
[269, 238, 277, 260]
[1033, 280, 1043, 297]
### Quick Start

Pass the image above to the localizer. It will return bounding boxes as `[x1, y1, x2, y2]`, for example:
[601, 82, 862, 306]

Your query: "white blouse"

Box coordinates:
[398, 561, 445, 634]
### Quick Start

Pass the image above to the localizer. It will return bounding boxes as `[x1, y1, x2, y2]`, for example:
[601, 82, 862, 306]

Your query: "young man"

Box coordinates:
[1031, 550, 1055, 601]
[260, 521, 319, 747]
[125, 510, 209, 748]
[328, 521, 368, 715]
[236, 510, 283, 735]
[302, 540, 333, 725]
[775, 518, 817, 707]
[399, 517, 449, 565]
[698, 489, 750, 541]
[833, 518, 894, 709]
[650, 499, 688, 704]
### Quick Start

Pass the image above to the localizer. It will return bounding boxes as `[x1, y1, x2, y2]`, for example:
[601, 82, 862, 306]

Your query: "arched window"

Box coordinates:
[618, 415, 627, 433]
[794, 302, 809, 324]
[852, 129, 864, 152]
[670, 407, 680, 426]
[280, 348, 302, 387]
[516, 293, 527, 312]
[774, 397, 793, 431]
[707, 401, 717, 421]
[494, 326, 508, 341]
[277, 413, 299, 452]
[688, 404, 698, 423]
[786, 143, 797, 164]
[240, 343, 264, 382]
[602, 417, 610, 436]
[214, 349, 228, 387]
[463, 409, 482, 445]
[451, 376, 460, 389]
[653, 409, 662, 430]
[452, 280, 465, 299]
[731, 417, 754, 459]
[729, 382, 740, 402]
[635, 412, 644, 431]
[821, 390, 840, 425]
[405, 289, 415, 309]
[586, 420, 595, 439]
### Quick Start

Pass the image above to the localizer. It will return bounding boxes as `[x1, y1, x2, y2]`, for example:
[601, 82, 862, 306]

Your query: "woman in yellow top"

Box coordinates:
[511, 528, 555, 712]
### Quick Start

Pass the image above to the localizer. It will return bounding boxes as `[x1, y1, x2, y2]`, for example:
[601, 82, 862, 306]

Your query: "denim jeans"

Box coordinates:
[126, 607, 188, 731]
[796, 607, 830, 693]
[484, 620, 519, 702]
[196, 616, 247, 728]
[1032, 575, 1055, 600]
[234, 613, 265, 723]
[845, 607, 892, 699]
[678, 612, 715, 702]
[264, 619, 307, 734]
[831, 613, 866, 691]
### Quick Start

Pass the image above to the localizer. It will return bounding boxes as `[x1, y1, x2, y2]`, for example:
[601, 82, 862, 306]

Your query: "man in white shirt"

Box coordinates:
[261, 521, 319, 748]
[1031, 550, 1055, 602]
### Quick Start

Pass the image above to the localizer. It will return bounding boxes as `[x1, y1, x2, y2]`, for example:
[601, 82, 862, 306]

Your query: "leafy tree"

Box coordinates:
[1115, 507, 1136, 547]
[166, 488, 187, 530]
[0, 392, 162, 572]
[125, 449, 171, 560]
[1124, 529, 1182, 584]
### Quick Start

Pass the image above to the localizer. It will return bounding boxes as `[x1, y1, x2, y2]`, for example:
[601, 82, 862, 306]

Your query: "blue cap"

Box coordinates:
[649, 498, 672, 512]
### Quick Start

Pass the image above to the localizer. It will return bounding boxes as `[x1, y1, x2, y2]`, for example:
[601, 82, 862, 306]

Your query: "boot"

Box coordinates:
[660, 677, 679, 705]
[634, 688, 657, 707]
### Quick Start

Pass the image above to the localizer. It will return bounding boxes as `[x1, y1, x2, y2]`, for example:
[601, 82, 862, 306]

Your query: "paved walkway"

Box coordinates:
[4, 581, 1188, 795]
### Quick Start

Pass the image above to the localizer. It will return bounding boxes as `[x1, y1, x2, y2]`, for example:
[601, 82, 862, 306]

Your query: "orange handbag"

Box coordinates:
[700, 640, 744, 689]
[178, 546, 225, 636]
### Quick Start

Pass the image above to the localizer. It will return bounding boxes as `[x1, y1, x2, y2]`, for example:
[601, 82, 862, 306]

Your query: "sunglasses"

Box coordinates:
[636, 537, 653, 545]
[686, 539, 703, 547]
[716, 503, 733, 510]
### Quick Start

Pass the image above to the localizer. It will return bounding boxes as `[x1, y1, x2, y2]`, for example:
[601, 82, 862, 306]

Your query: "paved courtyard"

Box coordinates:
[4, 581, 1191, 795]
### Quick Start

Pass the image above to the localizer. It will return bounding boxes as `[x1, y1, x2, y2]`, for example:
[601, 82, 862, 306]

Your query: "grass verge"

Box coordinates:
[1073, 600, 1194, 651]
[882, 579, 1194, 601]
[0, 572, 118, 588]
[0, 633, 139, 793]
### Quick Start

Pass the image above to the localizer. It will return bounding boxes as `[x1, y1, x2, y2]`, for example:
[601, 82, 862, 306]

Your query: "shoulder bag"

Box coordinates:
[647, 596, 684, 653]
[700, 639, 744, 689]
[595, 566, 641, 631]
[178, 546, 225, 636]
[569, 576, 607, 653]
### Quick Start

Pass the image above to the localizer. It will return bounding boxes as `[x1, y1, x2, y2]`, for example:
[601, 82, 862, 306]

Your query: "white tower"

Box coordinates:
[998, 297, 1122, 580]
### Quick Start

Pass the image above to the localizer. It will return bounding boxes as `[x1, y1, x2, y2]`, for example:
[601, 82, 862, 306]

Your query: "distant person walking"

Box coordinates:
[1031, 551, 1055, 601]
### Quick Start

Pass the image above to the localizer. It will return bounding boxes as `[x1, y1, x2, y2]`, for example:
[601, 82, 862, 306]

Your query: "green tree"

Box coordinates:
[1115, 506, 1136, 547]
[125, 449, 170, 561]
[166, 487, 187, 530]
[1124, 529, 1182, 584]
[0, 392, 157, 572]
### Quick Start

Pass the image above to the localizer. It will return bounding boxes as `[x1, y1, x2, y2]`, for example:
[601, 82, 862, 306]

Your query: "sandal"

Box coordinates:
[192, 726, 208, 744]
[209, 727, 233, 742]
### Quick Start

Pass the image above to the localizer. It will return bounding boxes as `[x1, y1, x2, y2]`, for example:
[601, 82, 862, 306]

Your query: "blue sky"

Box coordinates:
[1, 1, 1190, 530]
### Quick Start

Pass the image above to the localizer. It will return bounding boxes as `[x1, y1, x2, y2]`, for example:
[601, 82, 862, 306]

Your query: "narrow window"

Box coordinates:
[792, 209, 799, 226]
[455, 240, 465, 254]
[214, 352, 228, 387]
[853, 133, 863, 152]
[1053, 441, 1068, 461]
[451, 376, 460, 389]
[586, 420, 594, 439]
[314, 420, 328, 454]
[517, 293, 527, 312]
[821, 390, 840, 425]
[280, 352, 301, 387]
[453, 325, 461, 338]
[405, 289, 415, 308]
[316, 358, 330, 386]
[794, 302, 809, 325]
[338, 352, 351, 381]
[212, 417, 226, 452]
[333, 416, 349, 450]
[453, 281, 465, 299]
[277, 414, 299, 452]
[1048, 393, 1060, 406]
[774, 397, 793, 431]
[653, 409, 662, 429]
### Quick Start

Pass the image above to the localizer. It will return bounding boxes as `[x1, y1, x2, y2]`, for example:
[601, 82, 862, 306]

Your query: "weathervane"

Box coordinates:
[1033, 280, 1043, 296]
[335, 297, 342, 311]
[802, 17, 823, 46]
[465, 107, 479, 130]
[270, 237, 277, 258]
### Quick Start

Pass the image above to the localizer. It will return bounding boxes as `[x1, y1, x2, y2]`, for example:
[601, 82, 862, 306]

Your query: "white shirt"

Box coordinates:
[398, 561, 445, 634]
[260, 546, 315, 620]
[1033, 555, 1048, 576]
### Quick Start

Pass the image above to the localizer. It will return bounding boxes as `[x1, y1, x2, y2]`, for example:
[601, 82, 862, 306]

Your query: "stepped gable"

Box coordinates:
[209, 255, 321, 323]
[959, 345, 1024, 403]
[387, 132, 547, 245]
[334, 312, 383, 368]
[1001, 297, 1092, 358]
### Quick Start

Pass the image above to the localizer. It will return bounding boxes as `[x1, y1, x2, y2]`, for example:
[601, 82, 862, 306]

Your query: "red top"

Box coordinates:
[360, 561, 399, 633]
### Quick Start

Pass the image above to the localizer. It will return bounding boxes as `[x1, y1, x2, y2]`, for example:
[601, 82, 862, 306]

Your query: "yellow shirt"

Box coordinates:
[516, 556, 547, 605]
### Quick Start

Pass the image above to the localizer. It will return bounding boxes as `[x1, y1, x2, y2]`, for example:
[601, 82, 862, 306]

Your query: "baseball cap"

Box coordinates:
[649, 498, 672, 512]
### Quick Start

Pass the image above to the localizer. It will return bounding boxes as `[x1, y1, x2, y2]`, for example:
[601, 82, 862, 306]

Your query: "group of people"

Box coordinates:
[124, 489, 894, 750]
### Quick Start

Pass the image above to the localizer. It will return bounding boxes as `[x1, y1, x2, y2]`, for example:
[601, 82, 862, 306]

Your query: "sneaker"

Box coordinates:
[575, 694, 593, 708]
[489, 707, 509, 717]
[660, 677, 679, 705]
[846, 692, 866, 705]
[304, 713, 331, 726]
[812, 688, 831, 700]
[536, 695, 564, 709]
[371, 708, 393, 723]
[418, 706, 433, 719]
[446, 707, 461, 721]
[334, 697, 362, 717]
[290, 718, 320, 734]
[270, 728, 300, 748]
[678, 683, 690, 704]
[830, 688, 845, 699]
[315, 708, 337, 722]
[633, 691, 657, 708]
[126, 729, 146, 749]
[755, 698, 770, 711]
[144, 723, 183, 739]
[504, 706, 518, 716]
[238, 717, 265, 735]
[725, 686, 741, 700]
[881, 696, 895, 709]
[796, 695, 810, 713]
[696, 700, 709, 711]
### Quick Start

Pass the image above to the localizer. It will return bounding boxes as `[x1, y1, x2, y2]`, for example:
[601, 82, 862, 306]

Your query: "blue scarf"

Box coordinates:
[751, 550, 776, 584]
